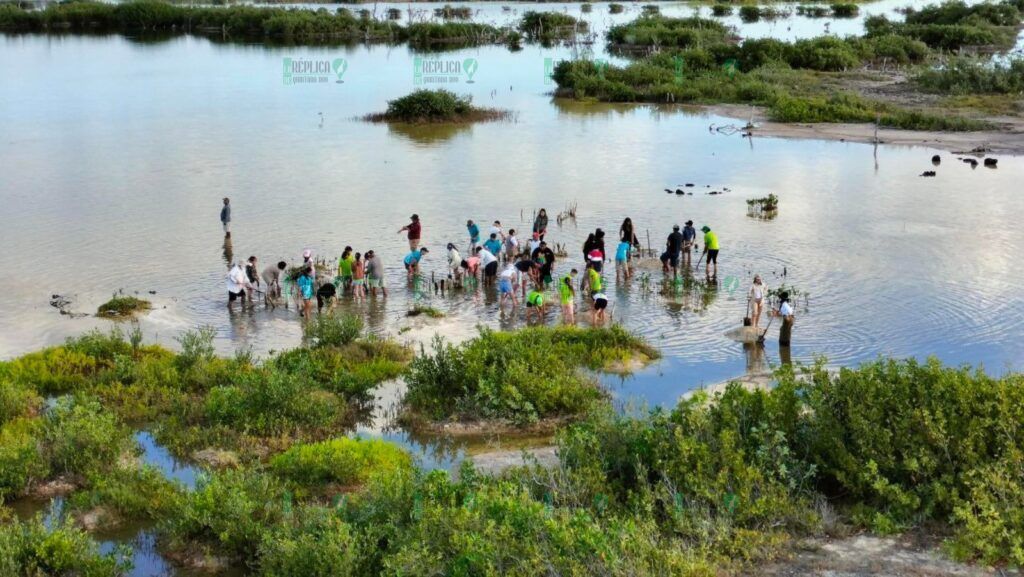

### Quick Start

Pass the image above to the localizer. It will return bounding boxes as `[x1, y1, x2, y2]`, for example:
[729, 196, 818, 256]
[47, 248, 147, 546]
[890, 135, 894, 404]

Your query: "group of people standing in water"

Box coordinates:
[221, 202, 794, 342]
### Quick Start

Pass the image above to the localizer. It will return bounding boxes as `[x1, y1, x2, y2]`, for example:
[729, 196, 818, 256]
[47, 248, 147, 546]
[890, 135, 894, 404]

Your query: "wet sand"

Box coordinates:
[704, 104, 1024, 155]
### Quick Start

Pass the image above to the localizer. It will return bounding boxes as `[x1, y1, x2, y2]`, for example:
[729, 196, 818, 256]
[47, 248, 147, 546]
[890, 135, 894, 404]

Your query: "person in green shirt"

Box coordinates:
[700, 226, 719, 279]
[584, 261, 603, 295]
[559, 269, 578, 325]
[336, 246, 354, 292]
[525, 288, 546, 323]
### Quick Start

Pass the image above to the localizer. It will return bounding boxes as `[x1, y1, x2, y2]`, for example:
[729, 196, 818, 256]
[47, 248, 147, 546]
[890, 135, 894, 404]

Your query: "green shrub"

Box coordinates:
[0, 381, 40, 427]
[366, 89, 508, 124]
[0, 418, 48, 501]
[97, 295, 151, 318]
[403, 326, 657, 424]
[905, 0, 1021, 26]
[204, 370, 340, 436]
[175, 326, 216, 369]
[433, 4, 471, 20]
[607, 15, 730, 49]
[852, 34, 931, 64]
[831, 3, 859, 17]
[258, 507, 362, 576]
[797, 359, 1024, 524]
[164, 469, 288, 560]
[796, 5, 829, 18]
[69, 465, 181, 522]
[0, 516, 130, 576]
[272, 340, 408, 398]
[609, 3, 624, 14]
[519, 10, 587, 40]
[45, 397, 134, 478]
[948, 451, 1024, 565]
[4, 346, 102, 395]
[711, 4, 733, 17]
[917, 57, 1024, 94]
[303, 313, 362, 348]
[270, 437, 412, 486]
[786, 36, 860, 71]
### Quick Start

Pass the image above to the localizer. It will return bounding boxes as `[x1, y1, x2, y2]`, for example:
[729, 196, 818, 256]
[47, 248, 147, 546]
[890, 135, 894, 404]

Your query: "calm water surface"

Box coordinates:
[2, 29, 1023, 395]
[3, 7, 1024, 575]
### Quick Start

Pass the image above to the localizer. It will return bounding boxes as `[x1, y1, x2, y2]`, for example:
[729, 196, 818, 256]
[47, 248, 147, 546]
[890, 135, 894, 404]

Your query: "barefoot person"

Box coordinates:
[591, 291, 609, 326]
[498, 263, 519, 310]
[660, 225, 683, 278]
[748, 275, 768, 329]
[525, 287, 546, 322]
[398, 214, 422, 251]
[261, 261, 287, 299]
[226, 261, 251, 309]
[297, 266, 315, 318]
[559, 269, 578, 324]
[337, 247, 354, 292]
[532, 208, 548, 240]
[466, 219, 480, 251]
[365, 250, 387, 297]
[404, 247, 428, 279]
[352, 252, 366, 303]
[244, 256, 260, 301]
[220, 197, 231, 237]
[701, 225, 719, 279]
[682, 220, 696, 267]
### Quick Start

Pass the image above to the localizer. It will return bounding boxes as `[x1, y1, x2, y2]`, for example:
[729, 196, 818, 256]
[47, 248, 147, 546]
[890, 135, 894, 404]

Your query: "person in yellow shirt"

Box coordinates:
[701, 225, 719, 279]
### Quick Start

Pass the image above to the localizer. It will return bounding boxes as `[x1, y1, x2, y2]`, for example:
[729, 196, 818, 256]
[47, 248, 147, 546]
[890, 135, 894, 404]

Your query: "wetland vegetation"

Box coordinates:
[3, 330, 1024, 574]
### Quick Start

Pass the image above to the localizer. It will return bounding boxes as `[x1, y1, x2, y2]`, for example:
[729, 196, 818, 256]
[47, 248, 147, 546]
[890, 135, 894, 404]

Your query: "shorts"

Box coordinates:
[485, 261, 498, 277]
[499, 279, 513, 294]
[707, 249, 719, 264]
[222, 222, 231, 233]
[661, 252, 679, 267]
[352, 278, 364, 286]
[367, 278, 382, 288]
[593, 297, 608, 311]
[228, 289, 244, 302]
[615, 260, 628, 270]
[559, 289, 572, 305]
[591, 261, 603, 273]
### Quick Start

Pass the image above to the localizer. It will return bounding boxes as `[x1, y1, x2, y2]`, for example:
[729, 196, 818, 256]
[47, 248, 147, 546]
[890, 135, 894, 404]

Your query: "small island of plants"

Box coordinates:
[96, 294, 151, 318]
[364, 89, 511, 124]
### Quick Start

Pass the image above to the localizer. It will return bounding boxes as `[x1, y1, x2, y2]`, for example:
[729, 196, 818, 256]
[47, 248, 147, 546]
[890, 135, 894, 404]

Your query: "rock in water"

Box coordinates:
[984, 158, 998, 167]
[931, 155, 941, 165]
[920, 171, 936, 177]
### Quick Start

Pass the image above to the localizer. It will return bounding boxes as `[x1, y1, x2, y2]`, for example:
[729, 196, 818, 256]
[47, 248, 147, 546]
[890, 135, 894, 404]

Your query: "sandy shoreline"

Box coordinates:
[702, 103, 1024, 155]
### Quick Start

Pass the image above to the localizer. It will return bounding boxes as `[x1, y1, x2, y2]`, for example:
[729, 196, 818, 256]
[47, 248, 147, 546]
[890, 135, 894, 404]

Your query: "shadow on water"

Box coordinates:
[385, 121, 473, 145]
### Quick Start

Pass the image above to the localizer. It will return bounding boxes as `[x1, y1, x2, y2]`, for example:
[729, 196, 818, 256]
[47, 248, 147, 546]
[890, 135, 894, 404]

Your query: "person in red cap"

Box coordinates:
[398, 214, 421, 251]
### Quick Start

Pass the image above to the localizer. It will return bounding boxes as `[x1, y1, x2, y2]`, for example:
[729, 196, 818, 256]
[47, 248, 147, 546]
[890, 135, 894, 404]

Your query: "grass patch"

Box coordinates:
[402, 326, 659, 426]
[96, 294, 150, 318]
[607, 15, 732, 51]
[518, 10, 587, 41]
[434, 4, 471, 20]
[364, 89, 511, 124]
[0, 516, 131, 575]
[747, 193, 779, 211]
[917, 57, 1024, 95]
[270, 437, 412, 488]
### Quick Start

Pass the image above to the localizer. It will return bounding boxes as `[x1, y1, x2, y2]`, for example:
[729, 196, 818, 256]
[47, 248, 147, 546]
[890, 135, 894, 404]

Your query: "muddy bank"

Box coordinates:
[705, 103, 1024, 155]
[470, 445, 559, 476]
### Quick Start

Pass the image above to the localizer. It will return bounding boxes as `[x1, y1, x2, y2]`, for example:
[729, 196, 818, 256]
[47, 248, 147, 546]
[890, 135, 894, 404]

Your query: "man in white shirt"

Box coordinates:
[226, 262, 252, 308]
[776, 291, 795, 346]
[489, 220, 505, 242]
[478, 246, 498, 286]
[498, 263, 518, 309]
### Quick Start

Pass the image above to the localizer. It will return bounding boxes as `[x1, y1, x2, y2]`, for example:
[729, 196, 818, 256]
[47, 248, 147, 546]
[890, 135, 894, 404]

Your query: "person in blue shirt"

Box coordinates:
[483, 233, 502, 258]
[615, 240, 632, 282]
[466, 220, 480, 251]
[297, 266, 314, 319]
[404, 247, 429, 279]
[682, 220, 697, 267]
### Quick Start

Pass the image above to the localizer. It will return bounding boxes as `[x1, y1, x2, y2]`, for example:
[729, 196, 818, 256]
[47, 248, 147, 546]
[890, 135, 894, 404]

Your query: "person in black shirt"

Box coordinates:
[660, 225, 684, 277]
[532, 241, 556, 286]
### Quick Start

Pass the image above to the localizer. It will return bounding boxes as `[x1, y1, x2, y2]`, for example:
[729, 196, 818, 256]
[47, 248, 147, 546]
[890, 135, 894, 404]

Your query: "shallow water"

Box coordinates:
[2, 21, 1023, 404]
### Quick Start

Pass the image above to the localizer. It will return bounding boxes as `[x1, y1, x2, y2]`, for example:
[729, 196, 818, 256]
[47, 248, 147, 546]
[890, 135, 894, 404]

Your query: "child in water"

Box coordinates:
[560, 269, 578, 324]
[352, 252, 366, 302]
[297, 266, 314, 319]
[525, 287, 546, 323]
[615, 240, 631, 282]
[591, 291, 608, 326]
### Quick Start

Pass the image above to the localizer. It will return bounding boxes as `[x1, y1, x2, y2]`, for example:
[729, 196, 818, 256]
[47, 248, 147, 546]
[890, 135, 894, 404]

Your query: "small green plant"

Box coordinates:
[45, 397, 134, 478]
[96, 293, 150, 318]
[711, 4, 733, 17]
[0, 516, 131, 576]
[175, 326, 216, 369]
[407, 305, 445, 318]
[304, 312, 363, 348]
[831, 3, 860, 18]
[608, 2, 624, 14]
[434, 4, 471, 20]
[519, 10, 587, 40]
[746, 193, 779, 212]
[364, 90, 510, 124]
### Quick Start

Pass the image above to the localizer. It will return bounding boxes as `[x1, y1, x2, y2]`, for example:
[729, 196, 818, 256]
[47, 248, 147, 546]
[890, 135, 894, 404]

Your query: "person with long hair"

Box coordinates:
[533, 208, 548, 240]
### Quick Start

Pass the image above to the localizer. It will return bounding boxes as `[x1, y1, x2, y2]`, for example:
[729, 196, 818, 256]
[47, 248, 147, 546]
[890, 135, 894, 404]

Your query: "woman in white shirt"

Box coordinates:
[748, 275, 768, 329]
[775, 291, 795, 346]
